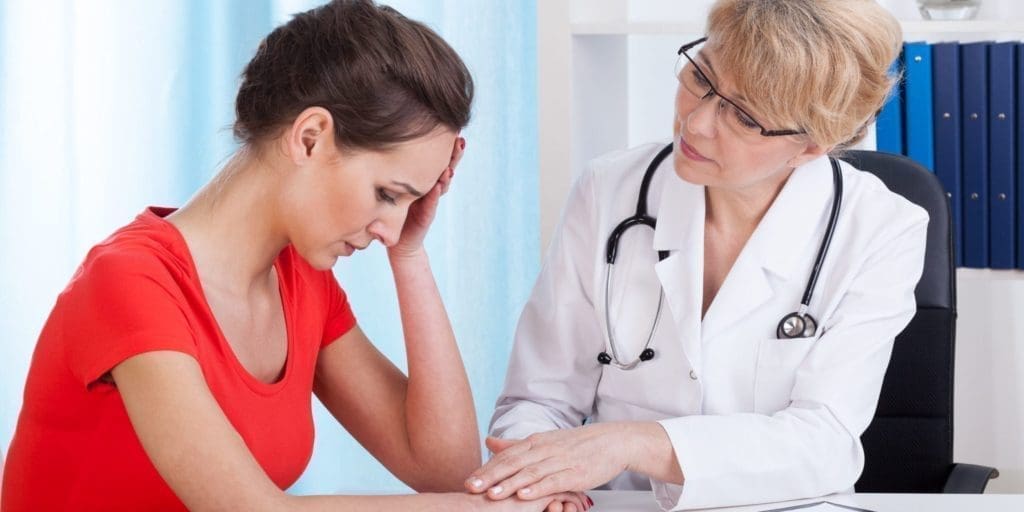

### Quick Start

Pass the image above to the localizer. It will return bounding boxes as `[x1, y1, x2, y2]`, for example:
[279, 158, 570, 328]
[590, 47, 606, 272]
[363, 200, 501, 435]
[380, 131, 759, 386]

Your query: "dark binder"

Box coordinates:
[1018, 43, 1024, 269]
[988, 42, 1016, 269]
[932, 42, 964, 266]
[961, 41, 991, 268]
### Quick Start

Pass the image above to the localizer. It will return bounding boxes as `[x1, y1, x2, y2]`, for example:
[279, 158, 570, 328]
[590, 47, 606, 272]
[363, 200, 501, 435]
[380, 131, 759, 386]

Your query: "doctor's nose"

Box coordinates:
[684, 95, 720, 138]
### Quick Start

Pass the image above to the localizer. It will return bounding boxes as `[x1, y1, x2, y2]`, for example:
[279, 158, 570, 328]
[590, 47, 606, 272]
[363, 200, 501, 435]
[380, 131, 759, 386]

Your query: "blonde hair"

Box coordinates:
[705, 0, 902, 149]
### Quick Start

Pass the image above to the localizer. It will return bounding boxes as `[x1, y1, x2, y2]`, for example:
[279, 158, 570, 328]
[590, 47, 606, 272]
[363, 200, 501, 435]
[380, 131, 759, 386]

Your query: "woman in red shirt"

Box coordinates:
[0, 1, 586, 511]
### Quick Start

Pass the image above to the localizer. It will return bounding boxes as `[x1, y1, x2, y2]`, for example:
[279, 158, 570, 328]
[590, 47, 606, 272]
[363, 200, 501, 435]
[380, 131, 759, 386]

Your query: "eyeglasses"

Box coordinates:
[675, 37, 805, 138]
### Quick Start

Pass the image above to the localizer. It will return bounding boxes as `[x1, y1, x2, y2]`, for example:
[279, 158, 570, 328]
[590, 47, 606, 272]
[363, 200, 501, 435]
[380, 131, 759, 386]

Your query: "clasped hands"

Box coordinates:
[464, 423, 634, 512]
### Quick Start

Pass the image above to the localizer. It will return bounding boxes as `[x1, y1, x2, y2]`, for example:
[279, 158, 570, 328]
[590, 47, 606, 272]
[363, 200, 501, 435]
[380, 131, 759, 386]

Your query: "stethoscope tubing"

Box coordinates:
[599, 143, 843, 370]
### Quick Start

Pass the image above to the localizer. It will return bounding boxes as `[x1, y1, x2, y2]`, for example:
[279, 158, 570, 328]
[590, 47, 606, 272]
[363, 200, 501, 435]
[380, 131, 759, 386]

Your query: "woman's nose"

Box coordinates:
[367, 214, 403, 247]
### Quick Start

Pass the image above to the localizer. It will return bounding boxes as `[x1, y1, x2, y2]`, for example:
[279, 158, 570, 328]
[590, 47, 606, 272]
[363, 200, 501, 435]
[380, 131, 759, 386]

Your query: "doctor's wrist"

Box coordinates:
[619, 421, 684, 485]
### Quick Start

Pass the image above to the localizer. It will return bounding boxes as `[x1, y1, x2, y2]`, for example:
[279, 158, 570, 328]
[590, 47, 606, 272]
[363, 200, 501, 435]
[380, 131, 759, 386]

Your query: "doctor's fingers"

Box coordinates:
[485, 435, 522, 455]
[469, 438, 551, 493]
[486, 459, 578, 501]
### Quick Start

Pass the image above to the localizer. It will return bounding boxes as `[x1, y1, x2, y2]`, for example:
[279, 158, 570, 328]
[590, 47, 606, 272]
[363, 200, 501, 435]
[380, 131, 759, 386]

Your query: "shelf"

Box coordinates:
[571, 20, 1024, 36]
[901, 20, 1024, 33]
[570, 22, 702, 35]
[957, 268, 1024, 281]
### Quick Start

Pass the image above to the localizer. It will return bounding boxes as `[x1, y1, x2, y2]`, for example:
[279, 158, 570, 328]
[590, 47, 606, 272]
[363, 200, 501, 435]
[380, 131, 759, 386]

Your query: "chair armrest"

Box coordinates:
[943, 463, 999, 493]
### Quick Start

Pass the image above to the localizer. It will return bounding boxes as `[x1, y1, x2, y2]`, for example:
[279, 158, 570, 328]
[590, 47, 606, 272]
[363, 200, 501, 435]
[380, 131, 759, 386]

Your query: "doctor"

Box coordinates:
[467, 1, 928, 511]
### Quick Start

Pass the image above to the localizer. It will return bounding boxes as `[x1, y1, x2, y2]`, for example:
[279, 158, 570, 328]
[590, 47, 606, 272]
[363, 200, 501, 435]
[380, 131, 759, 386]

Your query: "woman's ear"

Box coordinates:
[284, 106, 336, 164]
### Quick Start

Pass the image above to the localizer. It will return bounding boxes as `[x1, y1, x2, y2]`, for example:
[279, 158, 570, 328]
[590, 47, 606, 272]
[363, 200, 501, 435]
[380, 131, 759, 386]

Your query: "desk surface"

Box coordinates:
[589, 490, 1024, 511]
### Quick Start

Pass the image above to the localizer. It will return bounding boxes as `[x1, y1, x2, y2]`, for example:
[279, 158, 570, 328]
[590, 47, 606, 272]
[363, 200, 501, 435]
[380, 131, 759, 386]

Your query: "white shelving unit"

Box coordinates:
[538, 0, 1024, 494]
[570, 20, 1024, 36]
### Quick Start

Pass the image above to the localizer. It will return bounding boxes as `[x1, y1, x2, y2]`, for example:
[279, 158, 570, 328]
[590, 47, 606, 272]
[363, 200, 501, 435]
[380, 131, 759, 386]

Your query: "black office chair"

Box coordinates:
[837, 150, 999, 493]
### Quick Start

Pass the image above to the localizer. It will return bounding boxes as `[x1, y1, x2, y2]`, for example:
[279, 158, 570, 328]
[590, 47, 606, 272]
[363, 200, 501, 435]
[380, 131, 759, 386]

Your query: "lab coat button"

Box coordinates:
[689, 370, 698, 380]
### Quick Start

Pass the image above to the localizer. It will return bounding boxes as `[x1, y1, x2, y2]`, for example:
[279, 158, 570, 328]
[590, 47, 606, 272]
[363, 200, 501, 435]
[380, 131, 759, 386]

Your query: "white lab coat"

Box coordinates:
[490, 143, 929, 510]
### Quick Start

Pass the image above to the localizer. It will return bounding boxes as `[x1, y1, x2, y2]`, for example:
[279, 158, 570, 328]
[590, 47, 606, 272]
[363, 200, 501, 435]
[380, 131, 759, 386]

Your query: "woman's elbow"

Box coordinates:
[410, 448, 482, 492]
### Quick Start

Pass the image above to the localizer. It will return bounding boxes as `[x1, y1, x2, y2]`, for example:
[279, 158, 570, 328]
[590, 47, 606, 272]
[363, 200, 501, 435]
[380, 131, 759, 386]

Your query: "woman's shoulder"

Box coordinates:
[68, 208, 194, 293]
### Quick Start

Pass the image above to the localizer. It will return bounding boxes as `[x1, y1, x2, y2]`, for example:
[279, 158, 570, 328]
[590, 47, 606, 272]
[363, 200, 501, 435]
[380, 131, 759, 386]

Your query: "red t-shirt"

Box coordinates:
[1, 207, 357, 511]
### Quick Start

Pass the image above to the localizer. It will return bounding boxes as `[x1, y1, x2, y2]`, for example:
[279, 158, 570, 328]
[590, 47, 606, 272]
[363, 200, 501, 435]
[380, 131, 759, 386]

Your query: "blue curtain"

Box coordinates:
[0, 0, 538, 495]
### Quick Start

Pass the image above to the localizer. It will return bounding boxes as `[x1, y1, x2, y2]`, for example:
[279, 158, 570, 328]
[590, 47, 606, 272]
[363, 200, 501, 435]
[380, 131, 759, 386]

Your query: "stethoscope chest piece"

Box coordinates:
[776, 312, 818, 339]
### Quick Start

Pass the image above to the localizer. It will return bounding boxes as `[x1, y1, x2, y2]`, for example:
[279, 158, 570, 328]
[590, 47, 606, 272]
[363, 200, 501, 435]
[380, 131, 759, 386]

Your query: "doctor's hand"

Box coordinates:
[388, 136, 465, 259]
[465, 424, 633, 507]
[480, 437, 593, 512]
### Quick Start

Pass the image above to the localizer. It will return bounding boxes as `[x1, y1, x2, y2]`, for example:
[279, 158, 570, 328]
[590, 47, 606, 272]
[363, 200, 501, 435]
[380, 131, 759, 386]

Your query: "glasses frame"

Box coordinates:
[677, 37, 806, 138]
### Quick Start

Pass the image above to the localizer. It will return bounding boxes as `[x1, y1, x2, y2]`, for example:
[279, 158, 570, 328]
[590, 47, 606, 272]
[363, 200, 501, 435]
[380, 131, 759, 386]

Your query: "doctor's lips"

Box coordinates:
[679, 137, 713, 162]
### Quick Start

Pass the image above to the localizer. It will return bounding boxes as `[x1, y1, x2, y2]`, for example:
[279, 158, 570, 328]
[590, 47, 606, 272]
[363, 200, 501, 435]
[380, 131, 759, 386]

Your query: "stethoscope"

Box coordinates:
[597, 143, 844, 370]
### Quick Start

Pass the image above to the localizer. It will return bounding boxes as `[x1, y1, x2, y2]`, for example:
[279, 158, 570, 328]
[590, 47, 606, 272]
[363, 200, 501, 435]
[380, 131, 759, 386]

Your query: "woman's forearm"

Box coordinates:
[388, 248, 481, 489]
[289, 491, 477, 512]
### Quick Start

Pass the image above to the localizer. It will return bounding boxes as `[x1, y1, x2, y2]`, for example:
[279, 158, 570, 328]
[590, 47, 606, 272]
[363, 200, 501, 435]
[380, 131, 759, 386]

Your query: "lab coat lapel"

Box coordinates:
[652, 171, 705, 373]
[700, 156, 836, 343]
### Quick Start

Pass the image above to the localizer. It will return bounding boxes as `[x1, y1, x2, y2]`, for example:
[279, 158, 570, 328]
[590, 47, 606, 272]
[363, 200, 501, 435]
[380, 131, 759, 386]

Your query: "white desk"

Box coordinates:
[590, 490, 1024, 511]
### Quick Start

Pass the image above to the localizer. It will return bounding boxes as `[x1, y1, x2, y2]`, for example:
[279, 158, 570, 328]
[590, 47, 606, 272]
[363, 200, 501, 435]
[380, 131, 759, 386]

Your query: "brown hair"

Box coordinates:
[233, 0, 474, 151]
[705, 0, 902, 149]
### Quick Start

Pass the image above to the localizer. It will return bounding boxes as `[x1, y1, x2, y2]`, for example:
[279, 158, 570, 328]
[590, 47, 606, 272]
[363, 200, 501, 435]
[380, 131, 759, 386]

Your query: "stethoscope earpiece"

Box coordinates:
[597, 352, 613, 365]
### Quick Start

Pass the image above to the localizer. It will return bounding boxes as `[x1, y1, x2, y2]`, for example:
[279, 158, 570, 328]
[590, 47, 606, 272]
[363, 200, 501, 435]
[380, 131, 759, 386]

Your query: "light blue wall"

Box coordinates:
[0, 0, 538, 494]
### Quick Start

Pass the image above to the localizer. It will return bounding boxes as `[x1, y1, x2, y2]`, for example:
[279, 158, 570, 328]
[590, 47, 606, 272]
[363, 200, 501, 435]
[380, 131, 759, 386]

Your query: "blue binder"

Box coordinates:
[1017, 43, 1024, 269]
[876, 52, 905, 155]
[987, 42, 1016, 269]
[960, 42, 991, 268]
[904, 42, 934, 171]
[932, 42, 963, 267]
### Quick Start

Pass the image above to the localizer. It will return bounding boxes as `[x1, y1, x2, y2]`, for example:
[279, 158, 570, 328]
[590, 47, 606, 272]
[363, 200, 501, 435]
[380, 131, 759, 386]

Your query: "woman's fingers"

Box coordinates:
[543, 492, 590, 512]
[438, 167, 454, 195]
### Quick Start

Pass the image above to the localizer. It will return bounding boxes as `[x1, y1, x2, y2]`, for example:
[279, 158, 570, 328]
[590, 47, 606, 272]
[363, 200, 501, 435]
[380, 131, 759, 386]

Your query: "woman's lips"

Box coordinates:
[679, 137, 712, 162]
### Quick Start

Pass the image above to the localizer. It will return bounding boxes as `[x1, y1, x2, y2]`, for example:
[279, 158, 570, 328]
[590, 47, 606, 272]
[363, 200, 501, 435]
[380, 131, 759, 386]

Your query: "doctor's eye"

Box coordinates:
[376, 187, 397, 205]
[691, 68, 710, 89]
[729, 105, 760, 129]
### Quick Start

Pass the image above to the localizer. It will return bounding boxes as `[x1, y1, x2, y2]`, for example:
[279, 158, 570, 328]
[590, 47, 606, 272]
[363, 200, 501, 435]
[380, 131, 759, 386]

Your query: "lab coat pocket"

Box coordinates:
[753, 337, 815, 414]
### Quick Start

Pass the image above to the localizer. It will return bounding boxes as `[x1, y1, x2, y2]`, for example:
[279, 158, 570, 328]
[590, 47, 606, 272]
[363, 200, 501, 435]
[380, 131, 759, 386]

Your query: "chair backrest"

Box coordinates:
[838, 150, 956, 493]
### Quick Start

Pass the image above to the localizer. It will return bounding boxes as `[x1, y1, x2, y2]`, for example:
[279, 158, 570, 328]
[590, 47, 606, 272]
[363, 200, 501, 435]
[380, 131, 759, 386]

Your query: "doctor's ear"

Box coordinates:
[788, 141, 832, 169]
[284, 106, 338, 164]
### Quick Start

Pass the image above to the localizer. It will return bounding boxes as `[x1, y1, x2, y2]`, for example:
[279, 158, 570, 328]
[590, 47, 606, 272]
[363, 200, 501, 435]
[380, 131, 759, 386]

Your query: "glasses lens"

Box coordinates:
[722, 102, 763, 136]
[678, 59, 711, 99]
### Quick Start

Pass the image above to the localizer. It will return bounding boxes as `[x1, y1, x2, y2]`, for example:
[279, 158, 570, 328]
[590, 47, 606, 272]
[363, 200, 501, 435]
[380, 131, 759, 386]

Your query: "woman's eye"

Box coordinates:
[377, 188, 397, 205]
